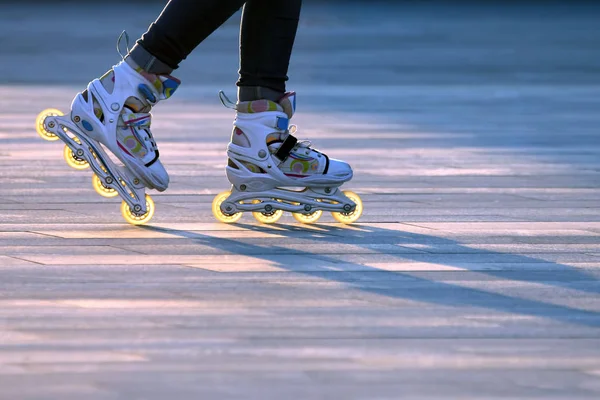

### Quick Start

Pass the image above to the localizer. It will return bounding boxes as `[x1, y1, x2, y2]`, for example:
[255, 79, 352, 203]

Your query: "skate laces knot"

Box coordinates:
[286, 125, 317, 155]
[297, 140, 317, 156]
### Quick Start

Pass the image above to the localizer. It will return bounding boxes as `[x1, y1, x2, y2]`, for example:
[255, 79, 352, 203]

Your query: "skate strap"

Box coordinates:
[275, 116, 289, 131]
[274, 134, 298, 162]
[122, 113, 152, 128]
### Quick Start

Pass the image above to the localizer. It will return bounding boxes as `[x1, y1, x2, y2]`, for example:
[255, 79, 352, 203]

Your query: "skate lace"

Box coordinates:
[296, 139, 313, 154]
[120, 112, 158, 151]
[218, 91, 236, 109]
[116, 31, 131, 60]
[140, 125, 158, 152]
[288, 125, 320, 156]
[122, 112, 152, 128]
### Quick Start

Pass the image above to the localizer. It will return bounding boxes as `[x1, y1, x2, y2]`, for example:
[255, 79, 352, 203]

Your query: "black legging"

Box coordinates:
[137, 0, 302, 95]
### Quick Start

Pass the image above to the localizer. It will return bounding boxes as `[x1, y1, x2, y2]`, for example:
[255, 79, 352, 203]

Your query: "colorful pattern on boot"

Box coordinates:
[116, 109, 152, 158]
[135, 68, 181, 101]
[235, 92, 326, 178]
[278, 149, 324, 178]
[91, 67, 181, 161]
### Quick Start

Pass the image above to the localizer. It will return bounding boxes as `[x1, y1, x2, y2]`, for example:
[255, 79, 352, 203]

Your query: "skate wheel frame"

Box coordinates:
[212, 191, 242, 223]
[331, 191, 363, 224]
[37, 107, 155, 226]
[35, 108, 63, 141]
[121, 194, 155, 225]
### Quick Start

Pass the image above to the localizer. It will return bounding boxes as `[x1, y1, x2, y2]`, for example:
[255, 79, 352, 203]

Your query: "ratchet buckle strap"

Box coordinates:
[274, 134, 298, 162]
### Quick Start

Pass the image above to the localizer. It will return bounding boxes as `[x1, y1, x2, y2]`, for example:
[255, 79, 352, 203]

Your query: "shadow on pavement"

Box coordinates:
[141, 223, 600, 328]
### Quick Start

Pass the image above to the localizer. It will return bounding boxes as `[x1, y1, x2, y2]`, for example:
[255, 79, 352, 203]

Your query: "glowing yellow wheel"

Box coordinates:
[121, 194, 155, 225]
[35, 108, 63, 141]
[92, 174, 118, 198]
[212, 191, 242, 223]
[252, 209, 284, 224]
[331, 191, 363, 224]
[293, 210, 323, 224]
[252, 199, 283, 224]
[63, 143, 89, 170]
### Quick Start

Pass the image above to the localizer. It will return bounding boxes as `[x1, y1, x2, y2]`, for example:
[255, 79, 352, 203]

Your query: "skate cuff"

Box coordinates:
[275, 134, 298, 162]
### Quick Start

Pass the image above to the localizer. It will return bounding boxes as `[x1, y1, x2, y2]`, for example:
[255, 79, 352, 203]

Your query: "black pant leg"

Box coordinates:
[237, 0, 302, 94]
[139, 0, 247, 69]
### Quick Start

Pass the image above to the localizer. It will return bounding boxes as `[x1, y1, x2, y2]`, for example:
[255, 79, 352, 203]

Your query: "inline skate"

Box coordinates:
[212, 91, 363, 224]
[35, 46, 179, 225]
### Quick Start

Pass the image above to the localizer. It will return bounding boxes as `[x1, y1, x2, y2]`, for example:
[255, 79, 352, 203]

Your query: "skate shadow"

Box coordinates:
[141, 222, 600, 328]
[255, 222, 600, 293]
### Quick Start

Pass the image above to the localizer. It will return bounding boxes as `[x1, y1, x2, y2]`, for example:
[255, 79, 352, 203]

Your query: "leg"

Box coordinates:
[80, 0, 248, 190]
[130, 0, 247, 74]
[39, 0, 249, 224]
[237, 0, 302, 101]
[215, 0, 362, 224]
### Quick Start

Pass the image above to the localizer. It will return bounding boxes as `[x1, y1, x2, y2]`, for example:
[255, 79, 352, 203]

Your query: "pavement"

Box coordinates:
[0, 1, 600, 399]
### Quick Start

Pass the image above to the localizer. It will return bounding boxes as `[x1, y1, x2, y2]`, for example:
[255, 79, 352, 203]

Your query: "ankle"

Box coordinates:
[237, 86, 284, 103]
[125, 43, 174, 75]
[124, 57, 160, 87]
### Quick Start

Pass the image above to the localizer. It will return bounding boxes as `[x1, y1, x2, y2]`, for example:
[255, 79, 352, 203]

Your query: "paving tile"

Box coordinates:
[0, 255, 40, 266]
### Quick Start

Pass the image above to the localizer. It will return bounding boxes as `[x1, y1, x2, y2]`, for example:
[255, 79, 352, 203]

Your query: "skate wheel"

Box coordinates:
[63, 143, 89, 170]
[252, 209, 284, 224]
[293, 210, 323, 224]
[121, 194, 155, 225]
[331, 191, 363, 224]
[35, 108, 63, 141]
[252, 199, 283, 224]
[92, 174, 118, 198]
[212, 191, 242, 223]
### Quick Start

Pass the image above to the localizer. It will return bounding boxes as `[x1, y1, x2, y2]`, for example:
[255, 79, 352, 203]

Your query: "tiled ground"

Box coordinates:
[0, 2, 599, 399]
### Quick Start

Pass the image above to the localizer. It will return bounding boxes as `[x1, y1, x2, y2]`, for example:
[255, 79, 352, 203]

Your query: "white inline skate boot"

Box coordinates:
[212, 92, 363, 224]
[35, 50, 179, 225]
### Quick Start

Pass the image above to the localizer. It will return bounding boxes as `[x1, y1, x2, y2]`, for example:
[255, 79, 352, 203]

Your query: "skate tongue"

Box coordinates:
[157, 75, 180, 99]
[142, 74, 180, 101]
[136, 75, 180, 105]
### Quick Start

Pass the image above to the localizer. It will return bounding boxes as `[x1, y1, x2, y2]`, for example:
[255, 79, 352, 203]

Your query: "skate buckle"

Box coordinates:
[274, 134, 298, 163]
